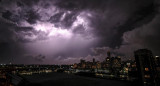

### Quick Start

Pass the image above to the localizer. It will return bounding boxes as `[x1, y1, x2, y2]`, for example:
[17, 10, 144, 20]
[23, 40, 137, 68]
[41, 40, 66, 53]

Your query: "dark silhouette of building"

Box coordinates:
[107, 51, 111, 58]
[80, 59, 86, 64]
[155, 56, 160, 66]
[93, 58, 95, 63]
[113, 56, 121, 68]
[134, 49, 158, 86]
[104, 51, 111, 68]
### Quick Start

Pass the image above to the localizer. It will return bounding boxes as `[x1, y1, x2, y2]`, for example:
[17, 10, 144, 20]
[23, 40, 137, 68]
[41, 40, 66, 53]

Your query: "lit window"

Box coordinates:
[144, 75, 150, 78]
[145, 68, 149, 71]
[127, 63, 130, 66]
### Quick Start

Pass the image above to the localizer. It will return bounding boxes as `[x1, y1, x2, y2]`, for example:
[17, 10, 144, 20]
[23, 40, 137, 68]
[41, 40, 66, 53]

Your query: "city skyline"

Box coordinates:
[0, 0, 160, 64]
[0, 48, 159, 86]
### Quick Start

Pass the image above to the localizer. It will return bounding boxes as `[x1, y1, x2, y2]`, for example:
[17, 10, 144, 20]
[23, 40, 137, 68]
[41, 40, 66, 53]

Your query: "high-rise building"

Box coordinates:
[93, 58, 95, 63]
[80, 59, 86, 64]
[113, 56, 121, 68]
[134, 49, 158, 86]
[155, 56, 160, 66]
[107, 51, 111, 58]
[104, 51, 111, 68]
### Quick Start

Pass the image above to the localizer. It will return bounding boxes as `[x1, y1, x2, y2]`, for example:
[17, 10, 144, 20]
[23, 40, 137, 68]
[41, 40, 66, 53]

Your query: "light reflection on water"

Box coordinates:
[16, 70, 53, 75]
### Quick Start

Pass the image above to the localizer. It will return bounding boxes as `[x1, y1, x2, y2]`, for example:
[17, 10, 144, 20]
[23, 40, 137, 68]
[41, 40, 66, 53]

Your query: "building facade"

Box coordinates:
[134, 49, 157, 86]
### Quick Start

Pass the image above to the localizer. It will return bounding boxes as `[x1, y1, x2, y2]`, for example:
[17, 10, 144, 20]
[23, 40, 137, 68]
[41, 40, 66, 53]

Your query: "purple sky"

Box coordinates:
[0, 0, 160, 64]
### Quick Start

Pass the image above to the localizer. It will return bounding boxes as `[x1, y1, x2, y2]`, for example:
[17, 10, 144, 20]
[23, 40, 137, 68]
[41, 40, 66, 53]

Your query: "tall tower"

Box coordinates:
[134, 49, 157, 86]
[107, 51, 111, 58]
[106, 51, 111, 62]
[105, 51, 111, 68]
[93, 58, 95, 63]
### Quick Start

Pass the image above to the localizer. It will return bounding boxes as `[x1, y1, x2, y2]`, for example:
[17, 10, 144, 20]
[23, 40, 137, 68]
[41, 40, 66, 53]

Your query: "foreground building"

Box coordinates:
[134, 49, 158, 86]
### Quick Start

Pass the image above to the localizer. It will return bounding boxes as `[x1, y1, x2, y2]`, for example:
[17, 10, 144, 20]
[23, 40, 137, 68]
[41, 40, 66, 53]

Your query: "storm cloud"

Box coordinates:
[0, 0, 159, 64]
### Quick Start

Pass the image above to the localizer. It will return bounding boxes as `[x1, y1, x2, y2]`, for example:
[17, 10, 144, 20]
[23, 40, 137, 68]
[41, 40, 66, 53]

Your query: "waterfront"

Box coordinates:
[21, 72, 135, 86]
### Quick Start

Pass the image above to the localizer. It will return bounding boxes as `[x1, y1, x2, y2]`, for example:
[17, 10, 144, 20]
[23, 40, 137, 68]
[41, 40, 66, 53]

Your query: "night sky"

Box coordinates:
[0, 0, 160, 64]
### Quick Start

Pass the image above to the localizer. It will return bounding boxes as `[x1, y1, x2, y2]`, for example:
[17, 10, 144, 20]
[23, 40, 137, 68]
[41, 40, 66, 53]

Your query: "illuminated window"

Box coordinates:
[145, 68, 149, 71]
[144, 75, 150, 78]
[127, 63, 130, 65]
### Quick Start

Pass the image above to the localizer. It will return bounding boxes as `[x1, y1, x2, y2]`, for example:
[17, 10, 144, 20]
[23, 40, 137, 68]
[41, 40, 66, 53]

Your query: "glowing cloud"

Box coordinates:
[71, 11, 92, 31]
[33, 22, 73, 39]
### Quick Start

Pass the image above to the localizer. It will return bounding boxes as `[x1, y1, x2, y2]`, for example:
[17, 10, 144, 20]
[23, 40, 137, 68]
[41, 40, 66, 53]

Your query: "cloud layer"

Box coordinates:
[0, 0, 159, 64]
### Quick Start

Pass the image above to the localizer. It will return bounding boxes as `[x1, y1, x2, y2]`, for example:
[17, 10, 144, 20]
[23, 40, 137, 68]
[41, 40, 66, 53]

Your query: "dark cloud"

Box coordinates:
[23, 54, 46, 64]
[73, 25, 85, 34]
[55, 0, 108, 10]
[0, 0, 159, 64]
[49, 11, 78, 28]
[25, 10, 40, 24]
[19, 0, 40, 7]
[61, 12, 77, 28]
[2, 10, 12, 20]
[0, 18, 28, 63]
[34, 54, 46, 62]
[54, 0, 157, 48]
[49, 12, 64, 23]
[90, 0, 155, 48]
[118, 14, 160, 56]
